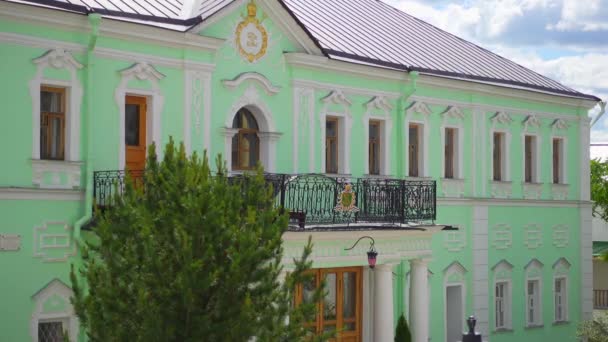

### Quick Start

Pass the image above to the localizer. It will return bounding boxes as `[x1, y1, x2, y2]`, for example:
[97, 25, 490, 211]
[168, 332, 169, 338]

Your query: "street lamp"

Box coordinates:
[345, 236, 377, 269]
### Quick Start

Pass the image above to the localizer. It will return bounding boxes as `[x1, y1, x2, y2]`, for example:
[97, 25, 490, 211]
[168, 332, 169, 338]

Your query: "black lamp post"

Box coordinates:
[462, 315, 482, 342]
[345, 236, 377, 269]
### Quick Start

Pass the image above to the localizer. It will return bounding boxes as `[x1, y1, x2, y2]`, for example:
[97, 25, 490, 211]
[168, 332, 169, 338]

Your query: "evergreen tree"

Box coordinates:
[395, 313, 412, 342]
[71, 139, 325, 342]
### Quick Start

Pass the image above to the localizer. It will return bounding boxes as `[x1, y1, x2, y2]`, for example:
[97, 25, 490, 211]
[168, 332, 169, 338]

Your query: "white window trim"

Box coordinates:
[30, 279, 78, 342]
[362, 116, 392, 176]
[443, 261, 467, 338]
[30, 49, 83, 162]
[525, 259, 544, 327]
[441, 124, 464, 179]
[320, 90, 352, 175]
[492, 260, 513, 330]
[405, 102, 431, 178]
[490, 129, 511, 182]
[115, 62, 165, 171]
[551, 136, 568, 185]
[522, 133, 541, 184]
[553, 276, 568, 323]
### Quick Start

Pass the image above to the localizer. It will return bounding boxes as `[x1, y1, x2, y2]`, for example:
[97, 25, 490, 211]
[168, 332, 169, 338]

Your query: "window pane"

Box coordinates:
[409, 125, 419, 177]
[41, 91, 62, 113]
[525, 136, 533, 183]
[326, 120, 337, 138]
[323, 273, 337, 320]
[303, 275, 317, 304]
[445, 128, 455, 178]
[553, 139, 561, 184]
[343, 272, 357, 325]
[38, 321, 64, 342]
[125, 104, 140, 146]
[493, 133, 502, 181]
[231, 135, 239, 168]
[326, 119, 339, 173]
[369, 123, 379, 139]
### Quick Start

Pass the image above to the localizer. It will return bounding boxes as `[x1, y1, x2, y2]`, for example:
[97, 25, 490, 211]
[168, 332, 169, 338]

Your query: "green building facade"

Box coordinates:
[0, 0, 600, 341]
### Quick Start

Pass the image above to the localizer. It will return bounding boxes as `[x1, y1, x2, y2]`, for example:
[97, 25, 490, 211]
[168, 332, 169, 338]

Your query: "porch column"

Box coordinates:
[409, 259, 429, 342]
[374, 264, 394, 342]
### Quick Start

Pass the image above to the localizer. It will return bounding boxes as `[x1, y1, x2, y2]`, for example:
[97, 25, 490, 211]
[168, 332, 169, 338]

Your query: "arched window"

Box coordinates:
[232, 108, 260, 170]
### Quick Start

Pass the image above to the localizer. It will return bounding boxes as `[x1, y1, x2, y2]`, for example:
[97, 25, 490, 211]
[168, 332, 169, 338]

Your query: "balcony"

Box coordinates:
[93, 171, 436, 231]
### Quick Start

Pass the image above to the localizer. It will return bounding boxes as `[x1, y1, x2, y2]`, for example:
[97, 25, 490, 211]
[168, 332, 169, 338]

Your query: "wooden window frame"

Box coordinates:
[493, 132, 504, 181]
[553, 138, 563, 184]
[295, 267, 362, 341]
[326, 117, 339, 174]
[40, 86, 66, 161]
[526, 279, 541, 326]
[444, 127, 456, 179]
[554, 277, 567, 322]
[409, 123, 421, 177]
[524, 135, 536, 183]
[369, 120, 381, 175]
[232, 109, 260, 171]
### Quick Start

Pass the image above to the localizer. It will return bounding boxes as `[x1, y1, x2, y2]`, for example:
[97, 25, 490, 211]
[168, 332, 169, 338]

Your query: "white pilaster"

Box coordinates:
[409, 259, 429, 342]
[472, 206, 489, 338]
[374, 264, 394, 342]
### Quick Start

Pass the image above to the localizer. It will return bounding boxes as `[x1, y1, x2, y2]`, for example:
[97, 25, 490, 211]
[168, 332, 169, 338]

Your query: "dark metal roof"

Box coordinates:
[280, 0, 599, 101]
[4, 0, 601, 101]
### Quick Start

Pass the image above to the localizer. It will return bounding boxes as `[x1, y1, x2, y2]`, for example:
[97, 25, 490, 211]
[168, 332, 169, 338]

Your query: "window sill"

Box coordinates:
[490, 180, 512, 199]
[406, 176, 432, 181]
[31, 159, 83, 189]
[552, 320, 570, 326]
[524, 324, 544, 330]
[493, 328, 513, 334]
[363, 174, 394, 179]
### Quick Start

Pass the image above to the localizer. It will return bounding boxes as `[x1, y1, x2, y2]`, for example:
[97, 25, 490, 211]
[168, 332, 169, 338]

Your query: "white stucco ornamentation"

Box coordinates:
[441, 178, 465, 198]
[442, 106, 465, 121]
[552, 118, 569, 131]
[523, 115, 542, 131]
[29, 49, 84, 187]
[522, 182, 542, 200]
[115, 62, 165, 170]
[33, 222, 76, 263]
[552, 225, 569, 248]
[322, 89, 352, 107]
[222, 72, 281, 95]
[551, 183, 569, 200]
[524, 224, 543, 249]
[492, 224, 512, 250]
[0, 234, 21, 251]
[407, 101, 432, 116]
[30, 279, 78, 342]
[365, 96, 393, 114]
[443, 230, 466, 252]
[490, 181, 512, 199]
[31, 159, 82, 189]
[491, 111, 513, 126]
[320, 89, 352, 174]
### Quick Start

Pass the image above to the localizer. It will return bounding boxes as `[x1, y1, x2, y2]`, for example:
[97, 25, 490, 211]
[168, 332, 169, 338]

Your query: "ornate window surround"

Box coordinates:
[405, 101, 432, 178]
[114, 62, 165, 171]
[362, 96, 393, 176]
[443, 261, 467, 339]
[552, 258, 570, 323]
[223, 85, 281, 173]
[521, 115, 542, 189]
[319, 90, 352, 175]
[492, 260, 514, 331]
[30, 279, 78, 342]
[440, 106, 465, 197]
[524, 259, 544, 327]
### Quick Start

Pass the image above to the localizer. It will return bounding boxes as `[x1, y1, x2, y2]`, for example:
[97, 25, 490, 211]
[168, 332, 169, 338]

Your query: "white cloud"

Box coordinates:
[549, 0, 608, 31]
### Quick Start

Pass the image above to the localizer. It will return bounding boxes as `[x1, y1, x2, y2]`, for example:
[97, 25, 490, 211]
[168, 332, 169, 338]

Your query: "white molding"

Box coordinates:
[580, 204, 594, 321]
[524, 224, 543, 249]
[441, 178, 465, 198]
[0, 187, 83, 201]
[30, 49, 83, 162]
[490, 181, 513, 199]
[551, 184, 569, 201]
[491, 111, 513, 125]
[442, 105, 465, 120]
[523, 115, 542, 131]
[492, 260, 513, 330]
[30, 279, 78, 342]
[521, 132, 541, 184]
[550, 135, 568, 187]
[491, 223, 512, 250]
[405, 102, 431, 177]
[525, 259, 544, 327]
[31, 159, 82, 189]
[222, 72, 281, 95]
[115, 62, 165, 170]
[472, 205, 489, 338]
[363, 97, 393, 176]
[489, 127, 512, 182]
[95, 47, 215, 72]
[33, 221, 76, 263]
[293, 78, 400, 100]
[580, 117, 591, 201]
[438, 197, 589, 207]
[292, 87, 314, 173]
[320, 90, 352, 174]
[552, 118, 570, 131]
[183, 70, 212, 154]
[440, 111, 464, 180]
[522, 182, 543, 200]
[443, 261, 467, 342]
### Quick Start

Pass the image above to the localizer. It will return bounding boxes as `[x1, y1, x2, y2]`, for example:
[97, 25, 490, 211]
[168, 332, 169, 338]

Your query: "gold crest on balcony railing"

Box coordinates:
[335, 184, 359, 213]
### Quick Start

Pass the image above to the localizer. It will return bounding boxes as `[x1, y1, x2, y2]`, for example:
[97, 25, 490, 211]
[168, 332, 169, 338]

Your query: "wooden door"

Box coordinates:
[125, 96, 147, 171]
[296, 267, 362, 342]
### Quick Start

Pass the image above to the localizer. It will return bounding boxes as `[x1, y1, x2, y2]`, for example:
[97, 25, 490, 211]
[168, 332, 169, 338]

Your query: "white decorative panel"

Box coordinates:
[441, 178, 465, 198]
[491, 181, 512, 199]
[0, 234, 21, 251]
[524, 224, 543, 249]
[552, 225, 569, 248]
[551, 183, 569, 200]
[443, 230, 466, 252]
[492, 224, 512, 250]
[523, 183, 542, 200]
[33, 222, 76, 262]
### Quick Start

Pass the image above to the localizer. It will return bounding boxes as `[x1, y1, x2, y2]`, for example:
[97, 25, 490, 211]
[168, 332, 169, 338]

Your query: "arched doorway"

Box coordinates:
[231, 107, 260, 170]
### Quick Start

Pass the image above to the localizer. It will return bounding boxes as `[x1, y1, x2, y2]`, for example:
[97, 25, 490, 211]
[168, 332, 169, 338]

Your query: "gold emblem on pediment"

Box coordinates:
[235, 0, 268, 63]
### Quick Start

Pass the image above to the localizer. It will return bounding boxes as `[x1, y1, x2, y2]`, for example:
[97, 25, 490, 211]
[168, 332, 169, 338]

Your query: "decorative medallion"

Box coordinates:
[235, 1, 268, 63]
[335, 184, 359, 212]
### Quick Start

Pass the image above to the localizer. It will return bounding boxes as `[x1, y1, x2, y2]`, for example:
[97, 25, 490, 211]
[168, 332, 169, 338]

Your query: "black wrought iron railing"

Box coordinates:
[93, 171, 436, 229]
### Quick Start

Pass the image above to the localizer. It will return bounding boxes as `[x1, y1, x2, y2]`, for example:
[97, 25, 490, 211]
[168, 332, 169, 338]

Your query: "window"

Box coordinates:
[409, 123, 421, 177]
[295, 267, 362, 340]
[554, 278, 567, 322]
[526, 280, 541, 326]
[444, 127, 457, 178]
[369, 121, 381, 175]
[38, 321, 66, 342]
[231, 108, 260, 170]
[326, 118, 339, 174]
[40, 87, 66, 160]
[524, 135, 537, 183]
[553, 138, 564, 184]
[495, 282, 510, 329]
[493, 132, 506, 181]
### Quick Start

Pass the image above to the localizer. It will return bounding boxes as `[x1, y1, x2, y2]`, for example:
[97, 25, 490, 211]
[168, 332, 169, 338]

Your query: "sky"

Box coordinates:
[385, 0, 608, 141]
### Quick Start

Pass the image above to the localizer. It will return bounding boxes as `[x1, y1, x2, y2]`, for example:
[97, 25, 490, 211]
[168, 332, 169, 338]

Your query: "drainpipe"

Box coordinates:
[397, 71, 419, 177]
[74, 12, 101, 240]
[591, 100, 607, 127]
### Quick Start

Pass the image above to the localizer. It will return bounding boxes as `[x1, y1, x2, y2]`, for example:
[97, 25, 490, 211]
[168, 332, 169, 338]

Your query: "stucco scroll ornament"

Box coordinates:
[34, 49, 83, 70]
[442, 106, 465, 120]
[322, 89, 352, 107]
[552, 118, 569, 131]
[122, 62, 165, 81]
[235, 0, 268, 63]
[407, 101, 432, 116]
[366, 96, 393, 113]
[523, 115, 541, 131]
[491, 111, 513, 125]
